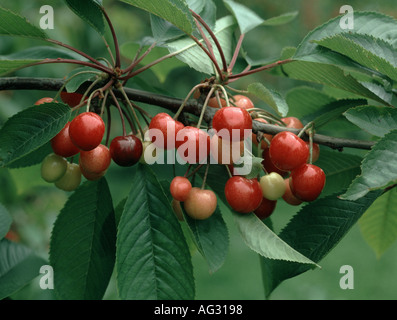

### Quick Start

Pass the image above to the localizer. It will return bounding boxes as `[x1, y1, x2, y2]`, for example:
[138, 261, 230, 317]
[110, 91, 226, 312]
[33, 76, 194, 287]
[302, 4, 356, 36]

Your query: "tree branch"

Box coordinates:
[0, 77, 375, 150]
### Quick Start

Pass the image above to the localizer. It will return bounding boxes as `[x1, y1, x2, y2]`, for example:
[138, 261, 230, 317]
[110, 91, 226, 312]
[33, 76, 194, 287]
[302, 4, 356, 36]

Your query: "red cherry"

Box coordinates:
[306, 142, 320, 163]
[69, 112, 105, 151]
[208, 97, 227, 108]
[35, 97, 54, 105]
[60, 91, 85, 107]
[224, 176, 263, 213]
[149, 113, 184, 149]
[281, 117, 304, 129]
[290, 164, 326, 202]
[269, 131, 309, 171]
[80, 164, 106, 181]
[254, 197, 277, 220]
[51, 122, 80, 158]
[110, 135, 143, 167]
[176, 126, 210, 164]
[170, 176, 192, 202]
[233, 95, 254, 111]
[262, 148, 289, 177]
[212, 107, 252, 142]
[79, 144, 111, 174]
[282, 178, 302, 206]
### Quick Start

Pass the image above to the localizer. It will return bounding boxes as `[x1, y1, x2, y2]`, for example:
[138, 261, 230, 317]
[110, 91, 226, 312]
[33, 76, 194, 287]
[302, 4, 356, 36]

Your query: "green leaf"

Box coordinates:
[294, 12, 397, 61]
[261, 190, 382, 298]
[359, 188, 397, 258]
[120, 0, 194, 35]
[286, 86, 336, 119]
[315, 150, 362, 197]
[233, 212, 319, 267]
[0, 203, 12, 239]
[6, 142, 52, 169]
[282, 59, 389, 105]
[223, 0, 264, 34]
[49, 178, 116, 300]
[0, 60, 41, 77]
[304, 99, 367, 129]
[181, 203, 229, 274]
[247, 82, 288, 117]
[65, 0, 105, 35]
[262, 11, 299, 26]
[344, 105, 397, 137]
[166, 16, 236, 75]
[341, 130, 397, 201]
[0, 239, 47, 299]
[314, 33, 397, 82]
[116, 164, 194, 300]
[0, 103, 71, 168]
[0, 6, 48, 39]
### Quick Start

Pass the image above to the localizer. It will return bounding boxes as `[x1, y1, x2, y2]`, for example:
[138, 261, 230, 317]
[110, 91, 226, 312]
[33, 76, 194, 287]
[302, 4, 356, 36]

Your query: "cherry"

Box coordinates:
[55, 162, 81, 192]
[281, 117, 304, 129]
[183, 188, 217, 220]
[41, 153, 68, 183]
[282, 178, 302, 206]
[60, 91, 85, 107]
[252, 118, 273, 149]
[224, 176, 263, 213]
[306, 141, 320, 163]
[69, 112, 105, 151]
[210, 134, 244, 165]
[170, 176, 192, 202]
[110, 135, 143, 167]
[254, 197, 277, 220]
[289, 164, 326, 202]
[269, 131, 309, 171]
[51, 121, 80, 158]
[35, 97, 54, 105]
[259, 172, 286, 201]
[80, 164, 106, 181]
[232, 95, 254, 111]
[261, 148, 289, 177]
[149, 113, 184, 149]
[176, 126, 210, 164]
[79, 144, 111, 175]
[212, 107, 252, 142]
[208, 97, 227, 108]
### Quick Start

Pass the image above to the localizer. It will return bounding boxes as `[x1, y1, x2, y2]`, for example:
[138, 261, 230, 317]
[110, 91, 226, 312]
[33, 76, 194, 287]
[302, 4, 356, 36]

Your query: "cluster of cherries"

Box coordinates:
[37, 95, 144, 191]
[164, 93, 326, 221]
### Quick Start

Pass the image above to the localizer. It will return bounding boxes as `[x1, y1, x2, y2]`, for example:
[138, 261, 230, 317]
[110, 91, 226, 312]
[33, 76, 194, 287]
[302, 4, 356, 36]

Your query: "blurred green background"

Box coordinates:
[0, 0, 396, 300]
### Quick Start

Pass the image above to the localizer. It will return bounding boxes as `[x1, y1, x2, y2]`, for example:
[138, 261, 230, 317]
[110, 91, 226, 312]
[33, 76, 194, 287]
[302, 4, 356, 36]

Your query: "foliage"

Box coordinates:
[0, 0, 396, 300]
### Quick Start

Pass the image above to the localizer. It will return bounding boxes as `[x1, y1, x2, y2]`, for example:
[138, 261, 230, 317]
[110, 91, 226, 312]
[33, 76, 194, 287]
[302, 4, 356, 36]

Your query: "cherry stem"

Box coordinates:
[29, 58, 114, 75]
[122, 41, 157, 76]
[225, 164, 233, 178]
[118, 84, 145, 138]
[101, 36, 116, 67]
[109, 89, 127, 136]
[228, 33, 245, 72]
[196, 86, 215, 128]
[308, 129, 314, 164]
[174, 83, 209, 120]
[105, 105, 112, 147]
[297, 121, 314, 138]
[201, 162, 210, 190]
[190, 10, 228, 73]
[186, 163, 205, 179]
[214, 84, 230, 107]
[101, 7, 121, 68]
[46, 39, 105, 67]
[184, 164, 193, 178]
[100, 89, 110, 117]
[228, 59, 293, 80]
